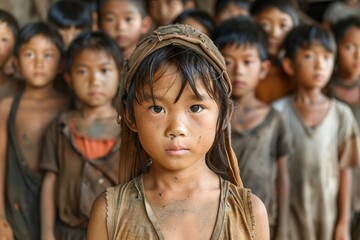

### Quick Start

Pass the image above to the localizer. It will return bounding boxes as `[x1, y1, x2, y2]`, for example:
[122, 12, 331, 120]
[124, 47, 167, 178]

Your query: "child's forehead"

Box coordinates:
[298, 41, 334, 54]
[73, 48, 115, 63]
[222, 43, 260, 55]
[20, 34, 60, 50]
[0, 21, 14, 33]
[256, 7, 293, 21]
[341, 26, 360, 41]
[102, 0, 143, 14]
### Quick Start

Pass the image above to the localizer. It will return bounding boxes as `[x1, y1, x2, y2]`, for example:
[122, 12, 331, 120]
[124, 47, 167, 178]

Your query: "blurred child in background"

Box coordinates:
[0, 22, 69, 240]
[0, 9, 21, 100]
[329, 16, 360, 240]
[47, 0, 92, 49]
[215, 16, 291, 240]
[41, 32, 122, 240]
[98, 0, 152, 59]
[251, 0, 300, 103]
[275, 24, 360, 240]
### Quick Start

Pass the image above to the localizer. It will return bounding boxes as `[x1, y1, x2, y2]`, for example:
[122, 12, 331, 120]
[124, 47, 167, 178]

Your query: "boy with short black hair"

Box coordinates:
[98, 0, 152, 59]
[215, 16, 291, 240]
[0, 22, 69, 240]
[274, 24, 360, 240]
[0, 9, 21, 100]
[48, 0, 92, 49]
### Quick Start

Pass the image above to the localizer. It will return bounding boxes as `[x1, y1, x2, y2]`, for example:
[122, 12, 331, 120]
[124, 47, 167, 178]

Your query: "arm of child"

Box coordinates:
[275, 155, 289, 240]
[40, 171, 57, 240]
[251, 193, 270, 240]
[0, 98, 14, 240]
[87, 192, 108, 240]
[334, 168, 352, 240]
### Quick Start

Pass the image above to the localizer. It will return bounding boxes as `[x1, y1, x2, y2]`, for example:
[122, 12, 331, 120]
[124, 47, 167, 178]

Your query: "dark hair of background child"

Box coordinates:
[214, 0, 251, 16]
[214, 16, 268, 61]
[282, 24, 336, 61]
[48, 0, 92, 30]
[331, 16, 360, 44]
[250, 0, 300, 26]
[14, 22, 65, 58]
[173, 9, 215, 38]
[0, 9, 19, 40]
[65, 31, 123, 73]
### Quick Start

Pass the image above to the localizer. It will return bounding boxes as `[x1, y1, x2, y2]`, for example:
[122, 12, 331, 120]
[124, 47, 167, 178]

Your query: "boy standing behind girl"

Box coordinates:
[0, 22, 69, 240]
[275, 24, 360, 240]
[98, 0, 151, 59]
[215, 17, 291, 240]
[40, 32, 122, 239]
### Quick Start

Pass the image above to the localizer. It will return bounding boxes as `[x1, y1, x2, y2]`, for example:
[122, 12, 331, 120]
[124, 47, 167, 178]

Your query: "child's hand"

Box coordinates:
[334, 221, 350, 240]
[0, 218, 14, 240]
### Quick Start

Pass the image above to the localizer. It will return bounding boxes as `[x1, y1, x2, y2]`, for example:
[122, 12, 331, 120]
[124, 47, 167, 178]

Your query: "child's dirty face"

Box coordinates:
[0, 22, 15, 68]
[147, 0, 184, 26]
[18, 35, 61, 88]
[255, 7, 294, 57]
[216, 3, 249, 26]
[292, 43, 334, 89]
[221, 44, 267, 99]
[130, 64, 219, 172]
[337, 27, 360, 79]
[58, 26, 84, 49]
[69, 49, 119, 108]
[100, 0, 146, 49]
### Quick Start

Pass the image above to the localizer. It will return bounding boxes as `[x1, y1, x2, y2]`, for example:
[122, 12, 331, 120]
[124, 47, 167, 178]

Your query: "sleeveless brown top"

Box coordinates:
[105, 175, 255, 240]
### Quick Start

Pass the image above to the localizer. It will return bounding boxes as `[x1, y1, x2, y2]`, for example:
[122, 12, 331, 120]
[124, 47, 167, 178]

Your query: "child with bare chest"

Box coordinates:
[0, 22, 69, 240]
[87, 24, 269, 240]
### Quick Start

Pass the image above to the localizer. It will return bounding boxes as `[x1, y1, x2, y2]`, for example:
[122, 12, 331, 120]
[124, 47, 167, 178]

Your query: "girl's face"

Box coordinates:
[255, 7, 294, 57]
[67, 49, 119, 108]
[129, 64, 219, 172]
[337, 26, 360, 80]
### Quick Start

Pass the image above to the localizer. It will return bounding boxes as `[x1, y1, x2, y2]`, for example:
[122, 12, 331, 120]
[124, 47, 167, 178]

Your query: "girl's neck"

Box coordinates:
[145, 160, 217, 191]
[78, 102, 116, 120]
[295, 88, 326, 105]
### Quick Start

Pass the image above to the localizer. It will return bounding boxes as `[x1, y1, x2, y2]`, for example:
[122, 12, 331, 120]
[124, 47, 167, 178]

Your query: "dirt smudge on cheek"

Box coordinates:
[197, 135, 201, 145]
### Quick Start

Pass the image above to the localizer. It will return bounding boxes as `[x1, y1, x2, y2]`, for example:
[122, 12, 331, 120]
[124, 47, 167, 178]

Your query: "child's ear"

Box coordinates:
[141, 16, 152, 35]
[64, 73, 73, 88]
[124, 110, 138, 132]
[259, 60, 271, 80]
[282, 57, 295, 76]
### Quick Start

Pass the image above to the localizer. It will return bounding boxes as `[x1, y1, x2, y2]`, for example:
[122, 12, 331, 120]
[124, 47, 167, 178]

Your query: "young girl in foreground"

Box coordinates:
[88, 24, 269, 239]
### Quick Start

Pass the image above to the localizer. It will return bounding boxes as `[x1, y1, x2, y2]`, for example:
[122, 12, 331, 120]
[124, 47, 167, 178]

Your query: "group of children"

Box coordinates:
[0, 0, 360, 239]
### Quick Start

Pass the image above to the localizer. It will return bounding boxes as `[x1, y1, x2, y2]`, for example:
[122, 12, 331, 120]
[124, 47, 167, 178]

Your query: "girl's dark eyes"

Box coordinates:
[190, 105, 203, 113]
[150, 105, 164, 113]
